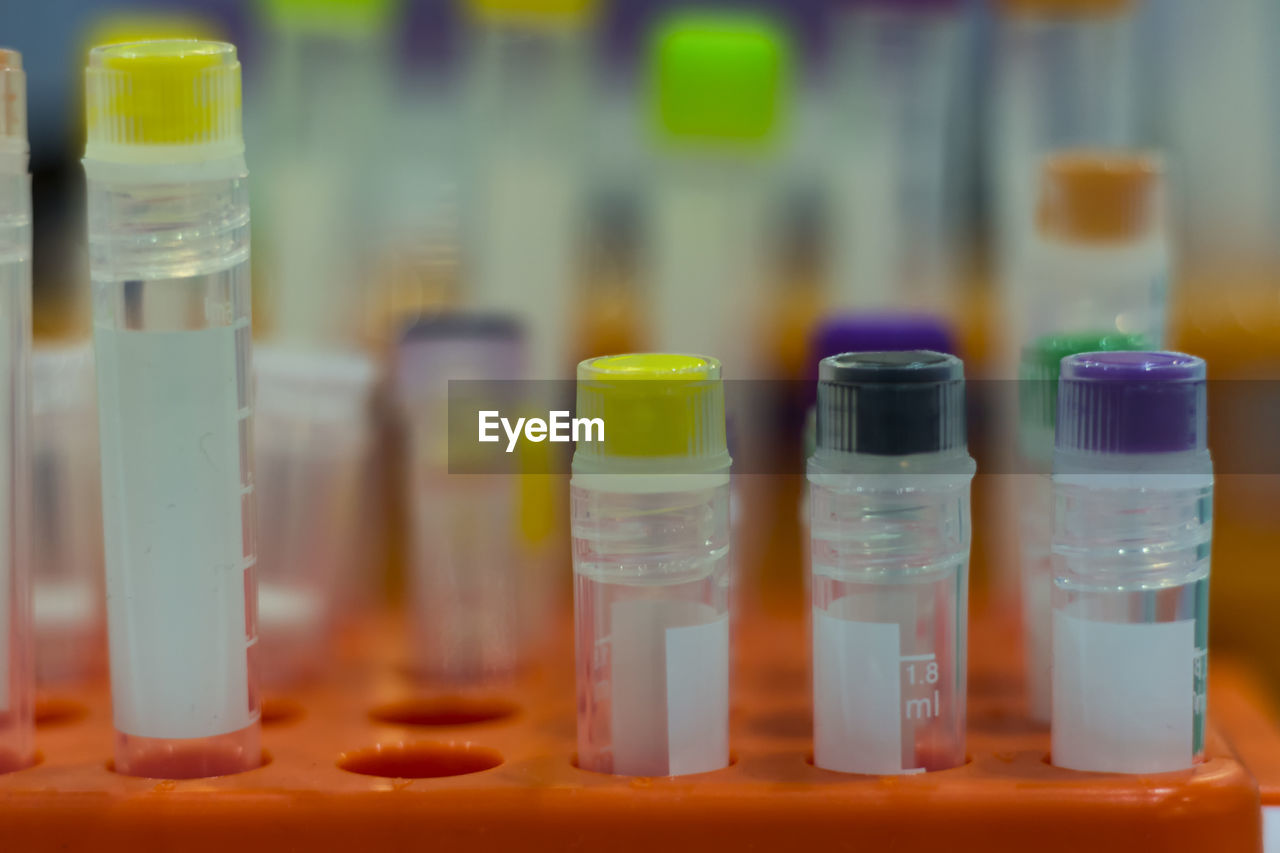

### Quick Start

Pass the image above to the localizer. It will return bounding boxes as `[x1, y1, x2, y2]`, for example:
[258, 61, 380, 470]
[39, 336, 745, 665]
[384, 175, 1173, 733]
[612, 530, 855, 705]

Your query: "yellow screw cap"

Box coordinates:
[85, 40, 242, 161]
[573, 353, 730, 474]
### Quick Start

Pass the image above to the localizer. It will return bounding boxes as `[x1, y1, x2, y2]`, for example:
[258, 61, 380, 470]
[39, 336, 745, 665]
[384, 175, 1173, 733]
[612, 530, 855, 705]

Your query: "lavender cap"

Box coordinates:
[1056, 351, 1207, 454]
[810, 314, 957, 380]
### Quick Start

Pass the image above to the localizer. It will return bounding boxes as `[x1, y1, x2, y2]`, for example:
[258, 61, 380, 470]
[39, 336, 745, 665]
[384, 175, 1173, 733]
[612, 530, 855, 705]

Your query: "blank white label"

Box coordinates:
[1052, 610, 1195, 773]
[813, 604, 904, 774]
[610, 599, 729, 777]
[97, 326, 254, 739]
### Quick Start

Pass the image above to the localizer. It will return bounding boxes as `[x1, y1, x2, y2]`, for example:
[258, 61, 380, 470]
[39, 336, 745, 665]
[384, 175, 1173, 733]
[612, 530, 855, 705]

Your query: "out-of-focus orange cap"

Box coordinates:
[996, 0, 1132, 17]
[1037, 151, 1162, 244]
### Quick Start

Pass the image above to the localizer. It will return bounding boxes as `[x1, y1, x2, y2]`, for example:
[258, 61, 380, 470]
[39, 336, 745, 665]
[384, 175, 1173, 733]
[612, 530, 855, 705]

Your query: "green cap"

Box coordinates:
[649, 12, 791, 145]
[1019, 331, 1149, 433]
[259, 0, 400, 36]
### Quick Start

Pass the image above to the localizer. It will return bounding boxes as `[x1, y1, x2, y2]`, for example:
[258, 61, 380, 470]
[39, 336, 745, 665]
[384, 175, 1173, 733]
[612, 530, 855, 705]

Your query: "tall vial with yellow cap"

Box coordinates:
[85, 40, 260, 778]
[572, 354, 731, 776]
[0, 49, 34, 773]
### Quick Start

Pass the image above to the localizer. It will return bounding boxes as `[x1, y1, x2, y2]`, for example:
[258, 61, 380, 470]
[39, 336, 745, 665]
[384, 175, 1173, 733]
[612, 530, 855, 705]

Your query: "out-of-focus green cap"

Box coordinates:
[1019, 331, 1149, 433]
[649, 12, 791, 146]
[260, 0, 401, 36]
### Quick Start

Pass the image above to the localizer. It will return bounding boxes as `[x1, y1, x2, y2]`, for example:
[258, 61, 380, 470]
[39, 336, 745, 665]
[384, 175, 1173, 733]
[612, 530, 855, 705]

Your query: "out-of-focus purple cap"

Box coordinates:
[394, 313, 526, 400]
[1056, 351, 1207, 454]
[809, 314, 957, 380]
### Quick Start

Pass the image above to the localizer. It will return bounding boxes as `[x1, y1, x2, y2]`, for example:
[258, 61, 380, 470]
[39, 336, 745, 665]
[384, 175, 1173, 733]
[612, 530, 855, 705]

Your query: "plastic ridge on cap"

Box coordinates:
[1056, 351, 1207, 454]
[573, 353, 729, 470]
[649, 11, 791, 145]
[816, 350, 966, 456]
[85, 40, 242, 157]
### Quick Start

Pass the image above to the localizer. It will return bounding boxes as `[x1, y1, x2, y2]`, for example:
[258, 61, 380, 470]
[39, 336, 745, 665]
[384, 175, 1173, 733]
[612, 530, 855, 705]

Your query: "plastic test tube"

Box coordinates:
[646, 12, 792, 381]
[1016, 332, 1145, 723]
[1025, 152, 1170, 346]
[809, 351, 974, 774]
[253, 346, 375, 687]
[0, 49, 33, 773]
[827, 0, 964, 311]
[32, 342, 105, 685]
[85, 41, 260, 778]
[1051, 352, 1211, 773]
[461, 0, 597, 379]
[393, 314, 529, 684]
[572, 354, 732, 776]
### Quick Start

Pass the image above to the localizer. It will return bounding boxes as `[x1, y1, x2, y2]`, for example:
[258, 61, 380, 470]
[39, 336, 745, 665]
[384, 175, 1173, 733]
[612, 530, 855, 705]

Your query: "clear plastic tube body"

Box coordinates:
[1051, 454, 1212, 773]
[828, 7, 960, 311]
[254, 348, 373, 687]
[0, 147, 34, 773]
[991, 13, 1135, 283]
[809, 454, 974, 774]
[463, 24, 590, 379]
[88, 163, 260, 777]
[31, 343, 104, 685]
[572, 478, 731, 776]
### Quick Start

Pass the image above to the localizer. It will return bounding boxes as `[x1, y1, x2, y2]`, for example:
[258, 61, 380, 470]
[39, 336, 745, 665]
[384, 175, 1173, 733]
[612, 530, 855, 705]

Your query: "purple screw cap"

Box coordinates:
[1056, 351, 1207, 454]
[809, 314, 957, 380]
[395, 313, 526, 399]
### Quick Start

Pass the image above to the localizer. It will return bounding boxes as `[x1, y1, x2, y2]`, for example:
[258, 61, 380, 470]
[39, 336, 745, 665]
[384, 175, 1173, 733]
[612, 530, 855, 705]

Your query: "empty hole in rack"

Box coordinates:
[747, 707, 811, 739]
[338, 742, 503, 779]
[369, 696, 518, 728]
[804, 752, 974, 772]
[35, 696, 89, 727]
[261, 697, 305, 726]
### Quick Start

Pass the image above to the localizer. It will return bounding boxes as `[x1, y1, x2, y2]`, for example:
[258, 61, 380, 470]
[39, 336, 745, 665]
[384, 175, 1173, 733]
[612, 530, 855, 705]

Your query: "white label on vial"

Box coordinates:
[1052, 610, 1194, 773]
[97, 326, 253, 739]
[813, 605, 905, 774]
[610, 599, 729, 777]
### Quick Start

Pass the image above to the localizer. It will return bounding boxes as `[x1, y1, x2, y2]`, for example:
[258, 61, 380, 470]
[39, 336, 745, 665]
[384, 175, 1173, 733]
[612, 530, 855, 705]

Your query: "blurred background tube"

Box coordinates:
[989, 0, 1137, 357]
[253, 347, 376, 687]
[31, 341, 103, 686]
[644, 10, 792, 381]
[826, 0, 965, 313]
[459, 0, 597, 380]
[250, 0, 400, 348]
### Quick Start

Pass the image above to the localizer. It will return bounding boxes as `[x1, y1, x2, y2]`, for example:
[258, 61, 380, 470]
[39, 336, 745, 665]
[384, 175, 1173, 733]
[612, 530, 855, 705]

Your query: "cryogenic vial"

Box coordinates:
[31, 342, 105, 685]
[827, 0, 964, 311]
[809, 351, 974, 774]
[0, 49, 33, 773]
[1016, 332, 1145, 724]
[573, 354, 731, 776]
[394, 314, 530, 684]
[1051, 351, 1211, 773]
[1026, 152, 1170, 345]
[646, 12, 791, 381]
[85, 40, 260, 778]
[254, 346, 375, 687]
[461, 0, 597, 379]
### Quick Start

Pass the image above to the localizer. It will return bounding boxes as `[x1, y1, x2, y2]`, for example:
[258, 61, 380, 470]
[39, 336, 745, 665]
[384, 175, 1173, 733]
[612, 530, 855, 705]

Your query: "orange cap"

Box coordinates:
[996, 0, 1132, 17]
[1037, 151, 1163, 244]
